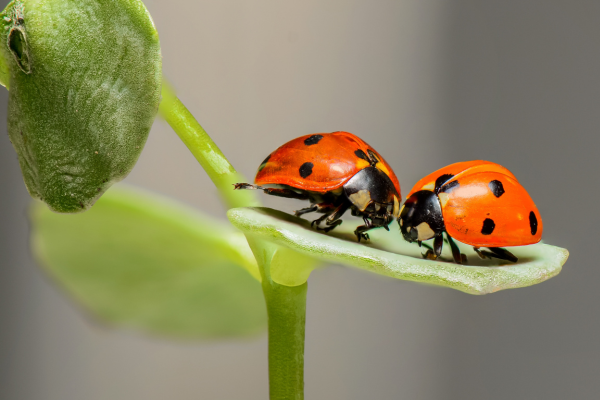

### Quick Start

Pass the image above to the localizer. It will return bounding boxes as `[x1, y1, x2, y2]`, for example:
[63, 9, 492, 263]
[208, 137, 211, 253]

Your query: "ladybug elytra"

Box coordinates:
[235, 131, 401, 241]
[399, 160, 543, 263]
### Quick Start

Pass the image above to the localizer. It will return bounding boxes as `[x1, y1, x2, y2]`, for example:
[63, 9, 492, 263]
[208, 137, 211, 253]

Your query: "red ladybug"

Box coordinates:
[399, 161, 543, 263]
[235, 131, 401, 241]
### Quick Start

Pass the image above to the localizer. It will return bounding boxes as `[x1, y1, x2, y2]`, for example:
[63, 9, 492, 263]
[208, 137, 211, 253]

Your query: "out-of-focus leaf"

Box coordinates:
[227, 207, 569, 295]
[0, 0, 161, 212]
[31, 186, 266, 339]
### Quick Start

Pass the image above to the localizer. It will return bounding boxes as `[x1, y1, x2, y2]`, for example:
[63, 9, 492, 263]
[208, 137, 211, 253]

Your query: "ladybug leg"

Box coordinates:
[419, 242, 434, 259]
[305, 204, 336, 226]
[418, 235, 468, 264]
[261, 188, 309, 200]
[433, 233, 444, 258]
[353, 210, 396, 242]
[485, 247, 518, 263]
[446, 234, 467, 264]
[473, 247, 488, 260]
[233, 183, 264, 190]
[421, 242, 433, 252]
[321, 202, 350, 232]
[294, 205, 319, 217]
[311, 213, 329, 228]
[473, 247, 517, 263]
[234, 183, 310, 200]
[422, 249, 438, 260]
[310, 203, 348, 232]
[474, 247, 517, 263]
[323, 219, 343, 232]
[354, 227, 371, 242]
[309, 204, 336, 227]
[353, 216, 375, 242]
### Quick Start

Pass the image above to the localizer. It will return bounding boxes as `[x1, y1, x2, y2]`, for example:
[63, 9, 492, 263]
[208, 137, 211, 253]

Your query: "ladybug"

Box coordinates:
[234, 131, 401, 241]
[399, 161, 543, 263]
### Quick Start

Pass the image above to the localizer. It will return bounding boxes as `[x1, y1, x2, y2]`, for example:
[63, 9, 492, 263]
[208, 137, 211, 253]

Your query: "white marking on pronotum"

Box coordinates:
[415, 222, 435, 240]
[348, 189, 372, 211]
[438, 192, 450, 207]
[393, 196, 400, 218]
[422, 182, 435, 191]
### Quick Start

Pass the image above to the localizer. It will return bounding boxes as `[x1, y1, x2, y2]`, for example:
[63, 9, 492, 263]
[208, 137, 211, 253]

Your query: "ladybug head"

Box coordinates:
[399, 190, 445, 242]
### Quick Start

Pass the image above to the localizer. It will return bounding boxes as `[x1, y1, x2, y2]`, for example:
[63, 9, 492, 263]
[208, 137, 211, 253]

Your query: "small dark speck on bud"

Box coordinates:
[79, 202, 84, 208]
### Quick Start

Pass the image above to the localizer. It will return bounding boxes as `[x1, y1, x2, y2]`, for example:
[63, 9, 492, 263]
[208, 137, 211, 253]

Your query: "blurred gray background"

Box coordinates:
[1, 0, 598, 399]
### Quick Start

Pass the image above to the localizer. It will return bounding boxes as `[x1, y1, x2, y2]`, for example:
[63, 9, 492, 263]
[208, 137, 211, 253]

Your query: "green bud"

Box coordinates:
[0, 0, 161, 212]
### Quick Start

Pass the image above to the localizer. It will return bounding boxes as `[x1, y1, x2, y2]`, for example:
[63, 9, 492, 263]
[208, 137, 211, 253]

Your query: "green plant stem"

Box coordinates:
[263, 279, 307, 400]
[160, 83, 306, 399]
[251, 238, 306, 400]
[158, 82, 260, 209]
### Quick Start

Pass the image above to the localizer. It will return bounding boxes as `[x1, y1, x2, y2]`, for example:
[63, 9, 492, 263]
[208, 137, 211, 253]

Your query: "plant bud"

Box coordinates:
[0, 0, 161, 212]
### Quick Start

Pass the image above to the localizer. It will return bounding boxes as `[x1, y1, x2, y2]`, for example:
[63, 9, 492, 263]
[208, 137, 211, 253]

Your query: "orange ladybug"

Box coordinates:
[235, 131, 401, 241]
[399, 161, 542, 263]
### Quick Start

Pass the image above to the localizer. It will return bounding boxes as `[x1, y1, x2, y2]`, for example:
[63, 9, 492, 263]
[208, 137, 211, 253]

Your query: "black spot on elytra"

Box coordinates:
[299, 162, 314, 178]
[489, 180, 505, 198]
[435, 174, 454, 193]
[354, 149, 369, 161]
[440, 179, 460, 193]
[481, 218, 495, 235]
[258, 154, 271, 171]
[304, 135, 323, 146]
[529, 211, 538, 235]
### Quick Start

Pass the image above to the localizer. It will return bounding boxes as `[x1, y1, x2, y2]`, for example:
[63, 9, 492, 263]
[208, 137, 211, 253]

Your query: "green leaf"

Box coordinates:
[31, 186, 267, 339]
[227, 207, 569, 295]
[1, 0, 162, 212]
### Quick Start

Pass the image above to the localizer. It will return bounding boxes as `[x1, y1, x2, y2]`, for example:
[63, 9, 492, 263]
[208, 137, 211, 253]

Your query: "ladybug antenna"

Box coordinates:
[367, 149, 380, 167]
